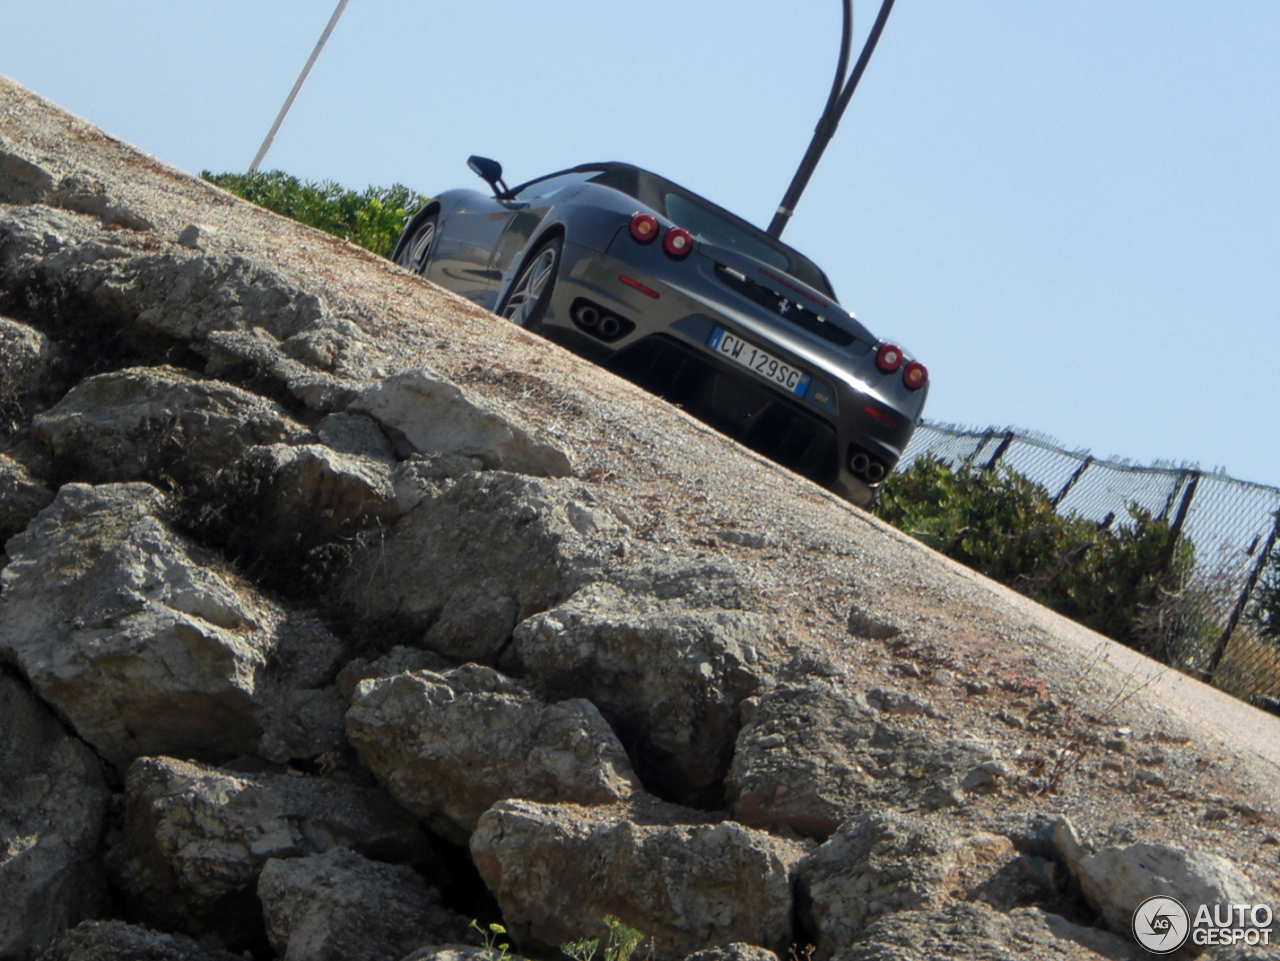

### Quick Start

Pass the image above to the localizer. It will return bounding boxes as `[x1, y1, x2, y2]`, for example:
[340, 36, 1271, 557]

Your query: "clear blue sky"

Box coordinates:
[3, 1, 1277, 486]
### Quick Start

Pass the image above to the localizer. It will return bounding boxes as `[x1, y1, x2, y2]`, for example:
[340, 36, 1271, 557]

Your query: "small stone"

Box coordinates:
[178, 223, 216, 248]
[965, 680, 990, 696]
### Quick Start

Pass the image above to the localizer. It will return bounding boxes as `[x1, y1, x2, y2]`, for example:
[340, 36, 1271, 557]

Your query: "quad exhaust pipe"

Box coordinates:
[574, 304, 599, 328]
[598, 315, 621, 338]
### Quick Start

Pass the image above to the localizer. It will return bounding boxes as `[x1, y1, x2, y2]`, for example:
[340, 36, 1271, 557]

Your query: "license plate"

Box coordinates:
[707, 328, 811, 396]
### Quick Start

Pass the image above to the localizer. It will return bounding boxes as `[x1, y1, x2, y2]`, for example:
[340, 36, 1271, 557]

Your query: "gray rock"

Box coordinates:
[31, 366, 311, 485]
[471, 799, 803, 961]
[46, 174, 153, 231]
[350, 368, 572, 477]
[0, 314, 59, 408]
[107, 755, 430, 941]
[336, 646, 455, 702]
[178, 223, 215, 248]
[399, 948, 495, 961]
[257, 685, 349, 766]
[0, 452, 53, 543]
[726, 680, 877, 838]
[837, 901, 1135, 961]
[37, 920, 244, 961]
[235, 442, 398, 539]
[258, 847, 470, 961]
[423, 580, 521, 665]
[796, 811, 958, 959]
[1052, 816, 1258, 937]
[0, 482, 347, 768]
[0, 483, 270, 767]
[0, 668, 111, 961]
[727, 680, 1003, 838]
[317, 411, 396, 461]
[0, 143, 56, 203]
[504, 579, 765, 807]
[684, 945, 779, 961]
[346, 664, 641, 842]
[342, 472, 616, 635]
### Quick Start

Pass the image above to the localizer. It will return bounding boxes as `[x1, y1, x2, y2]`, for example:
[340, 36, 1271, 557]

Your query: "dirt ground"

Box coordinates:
[2, 74, 1277, 906]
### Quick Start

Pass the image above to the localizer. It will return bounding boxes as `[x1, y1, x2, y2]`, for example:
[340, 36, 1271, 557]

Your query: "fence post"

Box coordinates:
[1206, 511, 1280, 684]
[982, 430, 1016, 471]
[1052, 456, 1093, 508]
[1154, 471, 1199, 579]
[966, 429, 995, 465]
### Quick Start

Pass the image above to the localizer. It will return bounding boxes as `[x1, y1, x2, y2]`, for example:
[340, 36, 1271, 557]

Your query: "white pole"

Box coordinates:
[248, 0, 351, 173]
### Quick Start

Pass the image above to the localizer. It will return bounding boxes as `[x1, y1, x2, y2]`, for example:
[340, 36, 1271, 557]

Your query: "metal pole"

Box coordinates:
[1206, 512, 1280, 683]
[249, 0, 351, 173]
[1052, 456, 1093, 508]
[767, 0, 896, 239]
[1153, 471, 1198, 579]
[983, 430, 1016, 472]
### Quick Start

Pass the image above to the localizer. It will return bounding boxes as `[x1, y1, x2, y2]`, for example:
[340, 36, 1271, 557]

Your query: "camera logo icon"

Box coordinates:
[1132, 896, 1190, 953]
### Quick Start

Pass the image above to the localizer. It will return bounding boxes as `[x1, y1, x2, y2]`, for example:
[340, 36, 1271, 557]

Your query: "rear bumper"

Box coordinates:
[544, 242, 919, 505]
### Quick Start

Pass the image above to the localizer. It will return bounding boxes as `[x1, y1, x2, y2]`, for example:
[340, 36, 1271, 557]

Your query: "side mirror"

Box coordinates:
[467, 155, 508, 196]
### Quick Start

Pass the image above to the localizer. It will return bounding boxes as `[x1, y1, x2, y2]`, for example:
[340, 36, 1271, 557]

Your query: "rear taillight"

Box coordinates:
[875, 342, 904, 373]
[903, 361, 928, 390]
[663, 226, 693, 259]
[630, 212, 658, 244]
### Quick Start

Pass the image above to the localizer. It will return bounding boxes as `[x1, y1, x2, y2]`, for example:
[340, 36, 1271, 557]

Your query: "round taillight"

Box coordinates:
[903, 360, 928, 390]
[629, 212, 659, 244]
[663, 226, 693, 259]
[875, 342, 904, 373]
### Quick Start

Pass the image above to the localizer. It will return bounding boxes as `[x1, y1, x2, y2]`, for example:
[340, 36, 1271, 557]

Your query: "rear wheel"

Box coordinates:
[499, 237, 562, 332]
[397, 212, 437, 275]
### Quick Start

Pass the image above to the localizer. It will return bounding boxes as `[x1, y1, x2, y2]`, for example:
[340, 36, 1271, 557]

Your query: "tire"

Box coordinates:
[498, 236, 562, 332]
[397, 211, 437, 275]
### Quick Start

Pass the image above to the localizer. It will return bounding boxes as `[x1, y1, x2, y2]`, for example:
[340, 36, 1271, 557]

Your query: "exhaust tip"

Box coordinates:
[866, 462, 886, 483]
[850, 453, 871, 475]
[575, 305, 599, 328]
[599, 315, 621, 338]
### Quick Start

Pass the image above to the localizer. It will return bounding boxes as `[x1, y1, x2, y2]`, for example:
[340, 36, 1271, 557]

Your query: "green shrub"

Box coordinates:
[875, 455, 1194, 653]
[201, 170, 427, 259]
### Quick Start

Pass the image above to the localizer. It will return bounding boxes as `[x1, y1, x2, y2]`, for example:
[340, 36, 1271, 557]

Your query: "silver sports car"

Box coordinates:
[392, 157, 928, 505]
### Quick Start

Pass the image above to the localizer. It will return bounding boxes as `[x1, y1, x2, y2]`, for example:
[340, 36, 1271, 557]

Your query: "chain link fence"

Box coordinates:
[902, 422, 1280, 708]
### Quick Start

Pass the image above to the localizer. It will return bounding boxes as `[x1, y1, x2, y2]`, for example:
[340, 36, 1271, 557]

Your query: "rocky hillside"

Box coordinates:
[1, 76, 1277, 961]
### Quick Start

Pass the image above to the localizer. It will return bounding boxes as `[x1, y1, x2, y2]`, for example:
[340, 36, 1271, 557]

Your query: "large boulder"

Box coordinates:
[470, 799, 803, 961]
[0, 204, 349, 348]
[340, 472, 622, 642]
[727, 679, 1004, 838]
[106, 755, 430, 945]
[0, 482, 345, 769]
[345, 664, 641, 842]
[37, 921, 245, 961]
[0, 451, 53, 543]
[0, 668, 111, 961]
[795, 811, 960, 959]
[258, 847, 470, 961]
[0, 314, 59, 421]
[350, 367, 572, 477]
[504, 576, 765, 807]
[31, 366, 311, 485]
[1052, 817, 1259, 938]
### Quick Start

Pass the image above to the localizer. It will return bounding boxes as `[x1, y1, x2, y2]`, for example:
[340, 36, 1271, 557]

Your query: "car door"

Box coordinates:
[488, 173, 590, 284]
[426, 196, 516, 308]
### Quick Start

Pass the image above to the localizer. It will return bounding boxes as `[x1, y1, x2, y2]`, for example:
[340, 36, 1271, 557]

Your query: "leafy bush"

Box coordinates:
[874, 455, 1194, 653]
[201, 170, 427, 258]
[561, 916, 645, 961]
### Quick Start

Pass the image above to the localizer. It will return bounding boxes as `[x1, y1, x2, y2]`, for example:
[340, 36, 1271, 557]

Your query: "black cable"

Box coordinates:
[767, 0, 896, 239]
